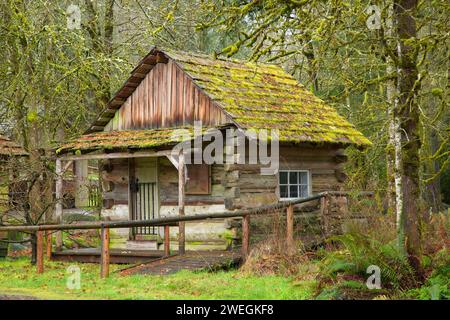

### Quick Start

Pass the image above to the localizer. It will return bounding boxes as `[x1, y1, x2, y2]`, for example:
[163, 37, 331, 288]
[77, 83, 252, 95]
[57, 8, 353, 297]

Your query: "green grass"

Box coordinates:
[0, 258, 315, 300]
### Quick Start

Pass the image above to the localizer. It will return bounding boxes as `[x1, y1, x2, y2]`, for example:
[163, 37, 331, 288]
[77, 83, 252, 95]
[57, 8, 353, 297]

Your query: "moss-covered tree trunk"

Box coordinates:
[394, 0, 422, 274]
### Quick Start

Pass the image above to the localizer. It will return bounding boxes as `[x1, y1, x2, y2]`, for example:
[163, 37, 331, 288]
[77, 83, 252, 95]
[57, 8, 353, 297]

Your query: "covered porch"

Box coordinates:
[54, 128, 200, 256]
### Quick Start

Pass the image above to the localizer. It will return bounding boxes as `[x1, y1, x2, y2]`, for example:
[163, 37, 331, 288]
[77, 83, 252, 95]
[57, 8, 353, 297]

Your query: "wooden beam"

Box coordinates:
[178, 151, 186, 255]
[286, 204, 295, 255]
[0, 194, 327, 233]
[55, 158, 63, 251]
[100, 227, 110, 278]
[156, 53, 169, 64]
[166, 154, 179, 169]
[166, 148, 202, 169]
[164, 225, 170, 256]
[109, 98, 126, 106]
[36, 231, 44, 274]
[60, 150, 172, 161]
[63, 160, 73, 173]
[242, 215, 250, 259]
[128, 158, 136, 241]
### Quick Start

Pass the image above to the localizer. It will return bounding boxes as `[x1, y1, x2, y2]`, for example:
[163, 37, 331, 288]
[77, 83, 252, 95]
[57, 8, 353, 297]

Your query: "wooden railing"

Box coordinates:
[0, 191, 372, 278]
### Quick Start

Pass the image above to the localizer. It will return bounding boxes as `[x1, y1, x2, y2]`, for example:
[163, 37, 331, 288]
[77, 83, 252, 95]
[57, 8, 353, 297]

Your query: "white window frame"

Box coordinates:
[278, 170, 311, 200]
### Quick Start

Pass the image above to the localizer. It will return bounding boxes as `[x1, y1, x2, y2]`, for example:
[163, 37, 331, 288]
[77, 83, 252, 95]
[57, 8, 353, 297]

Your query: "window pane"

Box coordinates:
[289, 185, 298, 198]
[299, 172, 308, 184]
[299, 185, 308, 198]
[280, 185, 288, 198]
[289, 172, 298, 184]
[279, 172, 288, 184]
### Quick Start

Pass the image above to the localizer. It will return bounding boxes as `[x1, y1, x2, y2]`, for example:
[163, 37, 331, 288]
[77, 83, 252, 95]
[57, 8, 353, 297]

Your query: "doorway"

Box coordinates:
[129, 158, 159, 239]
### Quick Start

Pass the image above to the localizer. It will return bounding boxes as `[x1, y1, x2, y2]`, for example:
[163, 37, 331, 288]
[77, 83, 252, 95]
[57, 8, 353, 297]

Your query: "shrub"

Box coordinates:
[407, 256, 449, 300]
[319, 232, 417, 290]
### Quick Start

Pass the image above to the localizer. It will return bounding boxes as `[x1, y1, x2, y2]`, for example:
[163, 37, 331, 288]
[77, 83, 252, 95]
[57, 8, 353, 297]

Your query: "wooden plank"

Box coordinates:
[148, 70, 154, 128]
[142, 55, 157, 65]
[143, 73, 149, 129]
[286, 204, 295, 255]
[128, 158, 136, 240]
[154, 64, 160, 127]
[59, 150, 172, 161]
[156, 53, 169, 63]
[100, 227, 110, 278]
[36, 231, 44, 274]
[178, 151, 186, 255]
[110, 98, 126, 107]
[164, 225, 170, 256]
[134, 63, 153, 74]
[242, 215, 250, 259]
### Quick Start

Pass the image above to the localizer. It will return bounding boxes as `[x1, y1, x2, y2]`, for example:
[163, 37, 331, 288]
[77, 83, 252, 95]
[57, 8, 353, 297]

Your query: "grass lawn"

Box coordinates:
[0, 258, 316, 300]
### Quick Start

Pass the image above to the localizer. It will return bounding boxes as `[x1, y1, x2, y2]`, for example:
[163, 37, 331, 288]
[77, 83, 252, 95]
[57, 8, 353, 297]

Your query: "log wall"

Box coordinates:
[101, 158, 129, 209]
[98, 144, 347, 249]
[99, 145, 345, 213]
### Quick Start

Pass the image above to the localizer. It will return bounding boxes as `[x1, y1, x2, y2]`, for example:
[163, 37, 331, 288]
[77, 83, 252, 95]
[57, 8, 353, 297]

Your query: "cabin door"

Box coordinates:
[129, 158, 159, 239]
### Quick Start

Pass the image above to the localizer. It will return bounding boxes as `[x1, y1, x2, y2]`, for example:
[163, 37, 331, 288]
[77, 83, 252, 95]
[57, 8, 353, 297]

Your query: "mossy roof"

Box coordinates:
[57, 127, 211, 154]
[0, 135, 28, 157]
[164, 49, 370, 146]
[77, 47, 370, 154]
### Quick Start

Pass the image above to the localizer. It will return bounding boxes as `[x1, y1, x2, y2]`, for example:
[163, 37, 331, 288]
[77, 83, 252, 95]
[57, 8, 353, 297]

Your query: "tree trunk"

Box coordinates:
[394, 0, 422, 274]
[422, 129, 442, 217]
[30, 232, 37, 265]
[386, 4, 397, 215]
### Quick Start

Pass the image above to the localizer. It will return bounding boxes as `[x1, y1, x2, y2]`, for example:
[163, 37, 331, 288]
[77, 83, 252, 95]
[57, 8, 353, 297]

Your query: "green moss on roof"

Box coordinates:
[57, 127, 202, 155]
[164, 49, 371, 146]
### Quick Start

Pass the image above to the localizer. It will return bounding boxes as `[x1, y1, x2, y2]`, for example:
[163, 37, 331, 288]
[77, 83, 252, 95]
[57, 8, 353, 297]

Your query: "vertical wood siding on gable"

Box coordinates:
[105, 60, 230, 131]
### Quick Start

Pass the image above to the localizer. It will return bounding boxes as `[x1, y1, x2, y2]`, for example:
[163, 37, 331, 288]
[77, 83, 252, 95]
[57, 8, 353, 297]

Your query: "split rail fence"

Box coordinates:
[0, 191, 372, 278]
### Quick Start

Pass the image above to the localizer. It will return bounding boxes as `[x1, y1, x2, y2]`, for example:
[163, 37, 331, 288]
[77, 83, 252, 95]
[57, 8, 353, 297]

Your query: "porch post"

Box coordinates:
[178, 151, 186, 255]
[55, 158, 63, 251]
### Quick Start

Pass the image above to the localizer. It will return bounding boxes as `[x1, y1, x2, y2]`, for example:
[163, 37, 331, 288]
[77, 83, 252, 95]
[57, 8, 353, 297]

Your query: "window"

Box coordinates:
[185, 164, 211, 195]
[279, 170, 310, 199]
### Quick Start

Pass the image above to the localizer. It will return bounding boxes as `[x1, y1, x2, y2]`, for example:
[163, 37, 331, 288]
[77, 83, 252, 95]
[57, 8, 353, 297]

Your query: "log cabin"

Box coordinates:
[0, 134, 28, 205]
[0, 135, 28, 257]
[56, 47, 370, 252]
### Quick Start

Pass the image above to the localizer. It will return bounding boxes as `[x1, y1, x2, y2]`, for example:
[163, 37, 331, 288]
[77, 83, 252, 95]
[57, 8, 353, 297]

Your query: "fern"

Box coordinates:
[320, 232, 417, 289]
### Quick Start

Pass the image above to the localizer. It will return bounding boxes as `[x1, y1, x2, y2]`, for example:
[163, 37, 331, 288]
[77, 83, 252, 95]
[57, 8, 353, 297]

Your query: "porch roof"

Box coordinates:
[56, 126, 214, 155]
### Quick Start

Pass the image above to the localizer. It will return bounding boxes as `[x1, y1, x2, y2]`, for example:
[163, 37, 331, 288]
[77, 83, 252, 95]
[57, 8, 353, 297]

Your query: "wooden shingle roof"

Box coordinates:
[0, 135, 28, 157]
[85, 47, 370, 147]
[57, 127, 205, 154]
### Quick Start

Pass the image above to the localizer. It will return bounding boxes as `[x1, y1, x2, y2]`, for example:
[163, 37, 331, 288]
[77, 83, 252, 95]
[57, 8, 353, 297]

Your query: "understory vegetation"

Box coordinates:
[0, 258, 315, 300]
[241, 210, 449, 300]
[1, 210, 447, 300]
